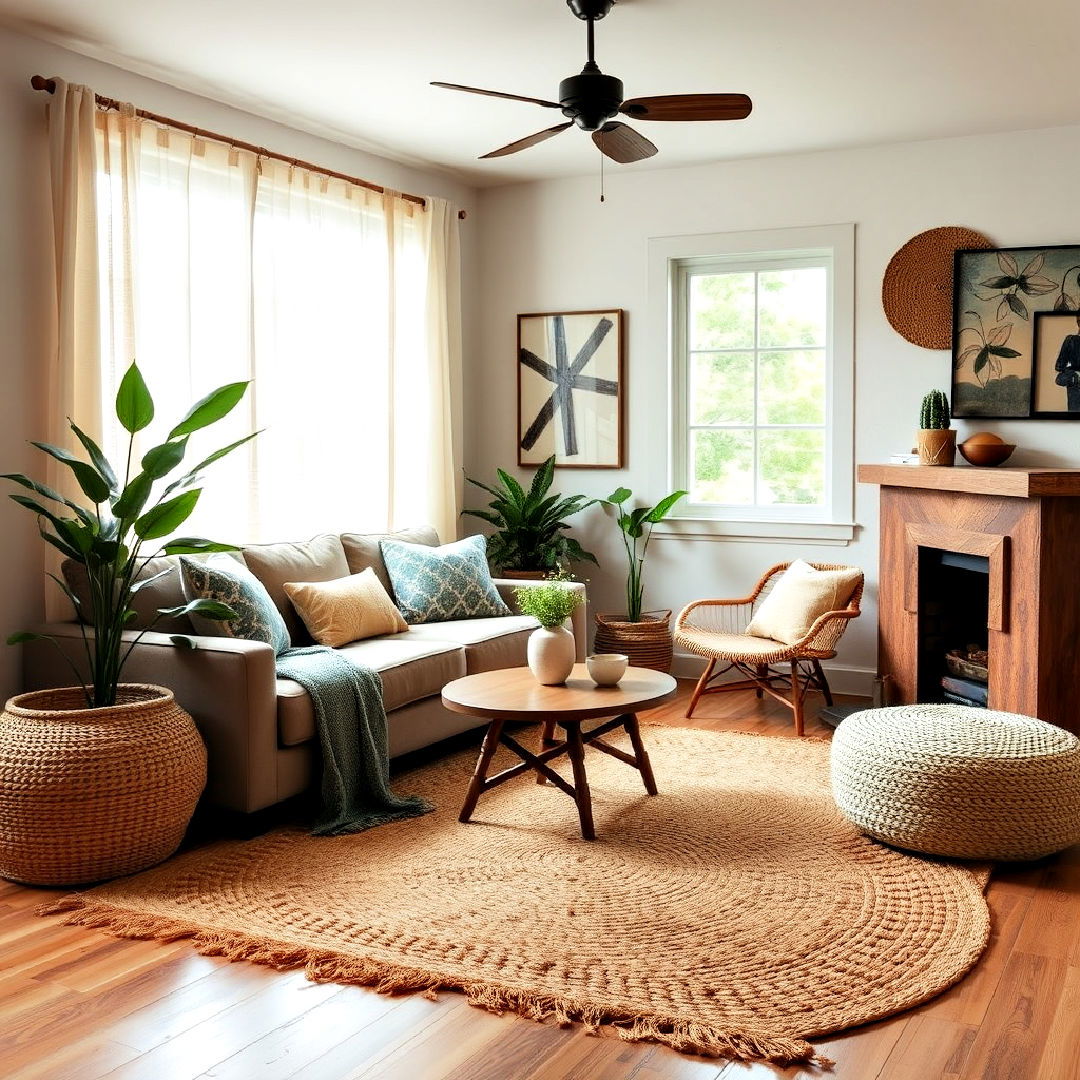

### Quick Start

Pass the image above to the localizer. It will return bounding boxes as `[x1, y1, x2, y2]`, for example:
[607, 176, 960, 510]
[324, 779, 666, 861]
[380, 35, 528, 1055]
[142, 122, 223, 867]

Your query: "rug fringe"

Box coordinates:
[36, 894, 833, 1069]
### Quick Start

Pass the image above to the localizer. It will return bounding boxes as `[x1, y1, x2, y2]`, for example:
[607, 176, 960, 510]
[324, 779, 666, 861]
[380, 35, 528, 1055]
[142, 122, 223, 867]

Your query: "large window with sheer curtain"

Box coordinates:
[90, 112, 457, 546]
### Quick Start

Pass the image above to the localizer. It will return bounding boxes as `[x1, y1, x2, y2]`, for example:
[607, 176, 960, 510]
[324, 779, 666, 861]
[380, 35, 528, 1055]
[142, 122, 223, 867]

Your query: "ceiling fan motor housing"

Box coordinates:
[559, 69, 624, 130]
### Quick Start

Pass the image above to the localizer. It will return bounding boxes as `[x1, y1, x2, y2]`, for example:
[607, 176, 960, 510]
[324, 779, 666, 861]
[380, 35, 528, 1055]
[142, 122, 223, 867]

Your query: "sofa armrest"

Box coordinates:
[23, 623, 279, 813]
[492, 579, 588, 662]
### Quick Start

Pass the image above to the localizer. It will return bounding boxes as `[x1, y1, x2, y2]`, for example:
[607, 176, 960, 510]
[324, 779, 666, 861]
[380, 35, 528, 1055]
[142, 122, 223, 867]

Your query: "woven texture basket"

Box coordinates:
[594, 611, 673, 672]
[831, 704, 1080, 860]
[0, 684, 207, 886]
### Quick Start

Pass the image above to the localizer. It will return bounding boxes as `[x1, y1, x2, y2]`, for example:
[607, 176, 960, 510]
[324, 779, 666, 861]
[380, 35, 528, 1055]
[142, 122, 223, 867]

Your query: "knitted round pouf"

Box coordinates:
[831, 704, 1080, 860]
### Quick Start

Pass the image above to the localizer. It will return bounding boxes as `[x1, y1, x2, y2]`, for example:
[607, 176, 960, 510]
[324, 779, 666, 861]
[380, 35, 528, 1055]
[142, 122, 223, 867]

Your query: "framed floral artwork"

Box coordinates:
[952, 244, 1080, 418]
[517, 309, 624, 468]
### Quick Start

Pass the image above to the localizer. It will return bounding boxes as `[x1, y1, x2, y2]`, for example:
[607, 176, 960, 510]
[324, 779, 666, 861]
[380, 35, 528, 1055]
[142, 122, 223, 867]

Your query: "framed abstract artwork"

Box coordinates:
[517, 309, 624, 468]
[952, 244, 1080, 418]
[1030, 311, 1080, 419]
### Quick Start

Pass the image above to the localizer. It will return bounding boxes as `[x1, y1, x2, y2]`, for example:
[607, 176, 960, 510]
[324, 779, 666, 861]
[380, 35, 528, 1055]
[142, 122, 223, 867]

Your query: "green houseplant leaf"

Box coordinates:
[115, 363, 155, 433]
[4, 361, 258, 708]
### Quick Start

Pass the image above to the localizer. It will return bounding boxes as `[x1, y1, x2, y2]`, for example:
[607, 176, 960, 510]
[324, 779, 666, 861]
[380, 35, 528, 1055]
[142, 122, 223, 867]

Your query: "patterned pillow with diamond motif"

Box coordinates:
[380, 534, 511, 624]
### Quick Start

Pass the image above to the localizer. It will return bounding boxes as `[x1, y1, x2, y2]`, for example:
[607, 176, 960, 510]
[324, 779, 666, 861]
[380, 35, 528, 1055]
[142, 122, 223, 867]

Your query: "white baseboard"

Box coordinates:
[670, 650, 875, 698]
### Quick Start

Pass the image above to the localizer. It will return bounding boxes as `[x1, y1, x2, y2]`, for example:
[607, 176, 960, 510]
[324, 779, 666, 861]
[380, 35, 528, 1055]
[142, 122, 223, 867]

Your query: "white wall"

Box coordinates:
[469, 123, 1080, 692]
[0, 25, 478, 703]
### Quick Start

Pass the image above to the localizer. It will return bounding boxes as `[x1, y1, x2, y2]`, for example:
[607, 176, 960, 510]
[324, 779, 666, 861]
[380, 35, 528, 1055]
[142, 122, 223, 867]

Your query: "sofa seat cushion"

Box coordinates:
[276, 635, 466, 747]
[404, 615, 538, 674]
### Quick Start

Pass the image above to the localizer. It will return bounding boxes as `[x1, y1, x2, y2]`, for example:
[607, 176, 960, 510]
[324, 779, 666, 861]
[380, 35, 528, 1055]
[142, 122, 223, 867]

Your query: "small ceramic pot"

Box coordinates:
[916, 429, 956, 466]
[527, 625, 576, 685]
[586, 653, 629, 686]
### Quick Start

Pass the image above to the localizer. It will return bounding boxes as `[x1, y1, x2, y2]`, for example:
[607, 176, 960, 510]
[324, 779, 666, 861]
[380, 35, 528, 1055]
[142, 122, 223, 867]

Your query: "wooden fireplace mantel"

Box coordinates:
[857, 463, 1080, 498]
[859, 463, 1080, 733]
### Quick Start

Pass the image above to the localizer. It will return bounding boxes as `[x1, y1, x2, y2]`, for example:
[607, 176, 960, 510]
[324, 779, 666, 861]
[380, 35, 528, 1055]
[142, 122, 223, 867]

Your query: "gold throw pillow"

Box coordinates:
[283, 568, 408, 648]
[745, 559, 861, 646]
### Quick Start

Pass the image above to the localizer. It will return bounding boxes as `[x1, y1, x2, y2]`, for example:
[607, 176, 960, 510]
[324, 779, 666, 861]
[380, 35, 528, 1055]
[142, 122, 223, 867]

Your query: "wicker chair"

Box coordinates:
[674, 562, 864, 735]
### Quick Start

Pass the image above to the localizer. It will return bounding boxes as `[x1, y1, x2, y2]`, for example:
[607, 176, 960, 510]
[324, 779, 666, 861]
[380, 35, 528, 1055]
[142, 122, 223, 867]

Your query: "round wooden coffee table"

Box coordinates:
[442, 664, 677, 840]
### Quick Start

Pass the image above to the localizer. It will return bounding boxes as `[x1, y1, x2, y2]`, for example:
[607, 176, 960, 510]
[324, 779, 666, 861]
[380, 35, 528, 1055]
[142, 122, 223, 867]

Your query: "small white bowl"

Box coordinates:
[587, 653, 629, 686]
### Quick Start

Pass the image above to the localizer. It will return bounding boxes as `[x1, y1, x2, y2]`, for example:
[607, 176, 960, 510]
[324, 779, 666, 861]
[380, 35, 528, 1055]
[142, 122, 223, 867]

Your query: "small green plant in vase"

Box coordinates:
[594, 486, 687, 673]
[515, 570, 585, 685]
[917, 389, 956, 466]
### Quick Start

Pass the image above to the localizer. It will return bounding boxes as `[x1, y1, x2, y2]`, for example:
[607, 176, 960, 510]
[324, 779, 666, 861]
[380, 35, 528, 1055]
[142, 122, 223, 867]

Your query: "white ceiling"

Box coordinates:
[4, 0, 1080, 187]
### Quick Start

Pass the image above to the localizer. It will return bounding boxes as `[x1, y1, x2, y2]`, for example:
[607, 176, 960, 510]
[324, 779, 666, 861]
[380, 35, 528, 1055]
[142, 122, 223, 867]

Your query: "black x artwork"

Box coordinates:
[519, 314, 618, 457]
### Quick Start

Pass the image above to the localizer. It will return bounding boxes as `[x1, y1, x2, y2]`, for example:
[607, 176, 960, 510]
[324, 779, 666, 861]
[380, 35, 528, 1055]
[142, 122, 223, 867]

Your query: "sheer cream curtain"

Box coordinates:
[44, 79, 462, 561]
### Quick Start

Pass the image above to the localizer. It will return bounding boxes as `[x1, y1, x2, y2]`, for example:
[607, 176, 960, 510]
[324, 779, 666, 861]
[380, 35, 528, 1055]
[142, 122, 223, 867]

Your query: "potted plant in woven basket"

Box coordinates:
[0, 362, 255, 886]
[916, 389, 956, 466]
[594, 486, 687, 672]
[462, 456, 598, 578]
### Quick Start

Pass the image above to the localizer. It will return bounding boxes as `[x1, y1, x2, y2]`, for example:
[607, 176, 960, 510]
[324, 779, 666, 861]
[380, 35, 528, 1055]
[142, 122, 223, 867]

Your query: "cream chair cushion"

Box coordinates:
[284, 569, 407, 648]
[745, 559, 861, 645]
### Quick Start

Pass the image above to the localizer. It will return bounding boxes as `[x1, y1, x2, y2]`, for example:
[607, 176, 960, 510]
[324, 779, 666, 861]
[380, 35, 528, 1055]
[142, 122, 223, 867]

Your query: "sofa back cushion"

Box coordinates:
[242, 534, 350, 645]
[341, 526, 440, 600]
[61, 555, 193, 634]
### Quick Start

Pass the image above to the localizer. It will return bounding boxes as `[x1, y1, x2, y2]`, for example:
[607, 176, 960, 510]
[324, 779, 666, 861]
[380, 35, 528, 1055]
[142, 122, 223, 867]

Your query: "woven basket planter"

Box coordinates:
[0, 684, 207, 886]
[594, 611, 673, 673]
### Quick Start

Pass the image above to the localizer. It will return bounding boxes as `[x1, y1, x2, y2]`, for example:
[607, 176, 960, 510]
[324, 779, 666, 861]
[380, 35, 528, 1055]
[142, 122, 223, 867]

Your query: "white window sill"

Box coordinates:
[653, 517, 858, 545]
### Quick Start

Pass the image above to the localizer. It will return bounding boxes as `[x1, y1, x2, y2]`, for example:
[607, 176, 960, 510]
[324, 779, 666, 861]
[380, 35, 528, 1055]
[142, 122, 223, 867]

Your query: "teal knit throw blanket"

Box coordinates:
[275, 647, 433, 836]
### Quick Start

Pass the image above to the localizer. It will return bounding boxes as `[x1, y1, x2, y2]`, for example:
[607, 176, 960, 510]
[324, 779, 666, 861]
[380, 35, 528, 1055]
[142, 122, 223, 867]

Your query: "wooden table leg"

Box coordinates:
[537, 718, 557, 784]
[624, 713, 658, 796]
[564, 721, 595, 841]
[459, 718, 505, 823]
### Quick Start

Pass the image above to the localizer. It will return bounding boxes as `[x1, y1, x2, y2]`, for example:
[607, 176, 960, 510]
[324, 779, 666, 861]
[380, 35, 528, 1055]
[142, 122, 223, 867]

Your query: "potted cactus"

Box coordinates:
[917, 390, 956, 466]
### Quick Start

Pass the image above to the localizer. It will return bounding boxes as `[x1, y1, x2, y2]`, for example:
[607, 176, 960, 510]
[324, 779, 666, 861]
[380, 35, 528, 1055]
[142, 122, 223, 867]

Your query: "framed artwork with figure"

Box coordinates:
[1031, 311, 1080, 419]
[517, 309, 624, 469]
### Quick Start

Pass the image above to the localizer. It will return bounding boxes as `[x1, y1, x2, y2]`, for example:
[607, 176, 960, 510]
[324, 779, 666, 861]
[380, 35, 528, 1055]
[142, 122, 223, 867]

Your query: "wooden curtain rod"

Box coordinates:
[30, 75, 466, 220]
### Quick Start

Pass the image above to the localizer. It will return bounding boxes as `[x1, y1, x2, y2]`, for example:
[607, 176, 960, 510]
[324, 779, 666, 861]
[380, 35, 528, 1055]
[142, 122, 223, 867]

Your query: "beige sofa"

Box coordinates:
[23, 528, 587, 814]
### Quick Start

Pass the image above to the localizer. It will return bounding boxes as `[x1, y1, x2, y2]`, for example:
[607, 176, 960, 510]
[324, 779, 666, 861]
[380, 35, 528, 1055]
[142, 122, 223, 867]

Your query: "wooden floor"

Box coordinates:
[2, 682, 1078, 1080]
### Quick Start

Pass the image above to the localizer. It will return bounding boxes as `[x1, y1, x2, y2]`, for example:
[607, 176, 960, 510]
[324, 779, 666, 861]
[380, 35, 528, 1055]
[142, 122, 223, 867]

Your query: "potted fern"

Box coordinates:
[0, 362, 255, 886]
[462, 455, 598, 577]
[594, 486, 687, 672]
[917, 390, 956, 466]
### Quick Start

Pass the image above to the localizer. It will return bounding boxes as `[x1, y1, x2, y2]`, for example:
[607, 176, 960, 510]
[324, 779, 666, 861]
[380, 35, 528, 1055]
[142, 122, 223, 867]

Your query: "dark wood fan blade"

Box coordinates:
[620, 93, 753, 122]
[480, 122, 574, 159]
[431, 82, 562, 109]
[592, 122, 658, 163]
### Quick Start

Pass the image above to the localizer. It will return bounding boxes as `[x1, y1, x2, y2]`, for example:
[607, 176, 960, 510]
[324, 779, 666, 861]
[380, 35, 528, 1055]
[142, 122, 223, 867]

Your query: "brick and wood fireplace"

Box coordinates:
[859, 465, 1080, 734]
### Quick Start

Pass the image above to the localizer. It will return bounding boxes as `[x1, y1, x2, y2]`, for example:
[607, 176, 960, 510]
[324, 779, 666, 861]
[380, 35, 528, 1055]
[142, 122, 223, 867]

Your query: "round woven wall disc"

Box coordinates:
[882, 226, 993, 350]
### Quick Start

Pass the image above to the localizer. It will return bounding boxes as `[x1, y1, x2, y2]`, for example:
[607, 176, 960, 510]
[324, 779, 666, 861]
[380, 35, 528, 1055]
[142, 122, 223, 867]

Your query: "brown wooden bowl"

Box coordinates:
[958, 440, 1016, 466]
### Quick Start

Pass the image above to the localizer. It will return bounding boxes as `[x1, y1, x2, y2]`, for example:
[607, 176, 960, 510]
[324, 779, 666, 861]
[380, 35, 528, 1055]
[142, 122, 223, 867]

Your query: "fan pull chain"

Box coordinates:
[600, 132, 605, 202]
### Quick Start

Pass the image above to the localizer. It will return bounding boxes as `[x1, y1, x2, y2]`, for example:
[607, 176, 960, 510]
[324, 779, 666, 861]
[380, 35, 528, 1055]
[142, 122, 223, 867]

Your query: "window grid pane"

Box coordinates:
[685, 263, 828, 509]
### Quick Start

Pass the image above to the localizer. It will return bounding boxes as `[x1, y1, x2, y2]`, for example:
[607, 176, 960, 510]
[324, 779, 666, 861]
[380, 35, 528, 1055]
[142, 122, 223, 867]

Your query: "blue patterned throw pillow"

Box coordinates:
[179, 554, 291, 655]
[380, 534, 511, 624]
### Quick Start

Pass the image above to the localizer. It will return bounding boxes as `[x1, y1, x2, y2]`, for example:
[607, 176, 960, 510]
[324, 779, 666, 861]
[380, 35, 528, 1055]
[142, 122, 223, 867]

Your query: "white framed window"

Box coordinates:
[649, 224, 855, 543]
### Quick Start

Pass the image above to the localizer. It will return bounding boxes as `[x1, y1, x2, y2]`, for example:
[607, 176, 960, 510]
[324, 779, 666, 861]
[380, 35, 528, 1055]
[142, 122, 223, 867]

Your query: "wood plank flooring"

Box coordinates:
[1, 683, 1077, 1080]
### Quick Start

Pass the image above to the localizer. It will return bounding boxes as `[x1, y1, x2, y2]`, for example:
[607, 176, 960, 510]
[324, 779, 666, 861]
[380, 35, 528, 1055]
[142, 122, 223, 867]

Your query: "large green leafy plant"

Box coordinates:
[462, 456, 598, 573]
[604, 487, 687, 622]
[3, 362, 257, 708]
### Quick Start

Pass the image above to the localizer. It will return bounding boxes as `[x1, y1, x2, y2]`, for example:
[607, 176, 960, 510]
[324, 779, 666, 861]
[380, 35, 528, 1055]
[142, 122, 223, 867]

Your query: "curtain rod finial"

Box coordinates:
[31, 75, 56, 93]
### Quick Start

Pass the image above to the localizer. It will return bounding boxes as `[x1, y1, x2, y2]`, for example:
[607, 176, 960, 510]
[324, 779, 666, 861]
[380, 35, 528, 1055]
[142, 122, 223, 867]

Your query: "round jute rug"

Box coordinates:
[40, 727, 991, 1068]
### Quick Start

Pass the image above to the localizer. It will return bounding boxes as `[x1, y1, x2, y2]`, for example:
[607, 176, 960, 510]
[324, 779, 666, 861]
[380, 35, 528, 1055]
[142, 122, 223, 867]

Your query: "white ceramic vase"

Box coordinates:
[527, 625, 576, 685]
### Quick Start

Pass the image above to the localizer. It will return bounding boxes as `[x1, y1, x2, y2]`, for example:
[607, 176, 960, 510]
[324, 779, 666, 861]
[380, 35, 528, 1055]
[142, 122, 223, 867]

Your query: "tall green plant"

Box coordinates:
[603, 487, 687, 622]
[462, 455, 598, 572]
[3, 362, 258, 708]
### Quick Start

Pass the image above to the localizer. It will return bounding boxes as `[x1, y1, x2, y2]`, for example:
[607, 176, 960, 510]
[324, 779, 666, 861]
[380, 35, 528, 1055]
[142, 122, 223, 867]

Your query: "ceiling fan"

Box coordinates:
[432, 0, 752, 164]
